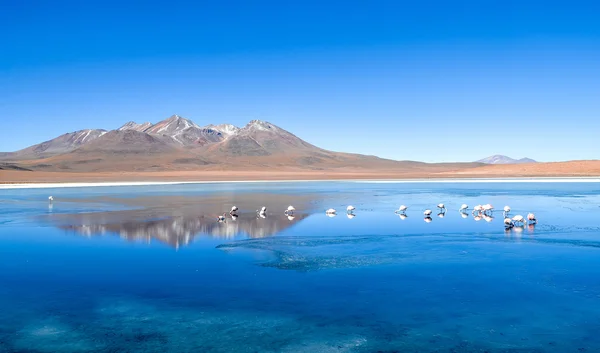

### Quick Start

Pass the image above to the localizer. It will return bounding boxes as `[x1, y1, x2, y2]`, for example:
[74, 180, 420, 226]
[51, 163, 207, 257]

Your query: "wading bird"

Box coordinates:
[424, 209, 432, 216]
[459, 204, 468, 212]
[347, 205, 355, 213]
[512, 215, 526, 226]
[527, 213, 537, 224]
[395, 205, 408, 213]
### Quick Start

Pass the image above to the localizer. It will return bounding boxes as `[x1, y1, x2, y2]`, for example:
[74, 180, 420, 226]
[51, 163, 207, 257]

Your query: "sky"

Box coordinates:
[1, 0, 599, 162]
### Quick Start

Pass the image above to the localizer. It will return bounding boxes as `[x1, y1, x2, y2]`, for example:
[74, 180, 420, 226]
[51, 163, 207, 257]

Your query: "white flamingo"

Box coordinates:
[459, 204, 468, 212]
[424, 209, 432, 216]
[504, 217, 514, 228]
[285, 205, 295, 215]
[48, 196, 54, 203]
[257, 207, 267, 217]
[527, 213, 537, 224]
[326, 208, 336, 217]
[346, 205, 355, 213]
[503, 205, 511, 217]
[483, 204, 494, 214]
[395, 205, 408, 213]
[437, 203, 446, 212]
[230, 205, 238, 213]
[512, 215, 525, 226]
[472, 205, 483, 215]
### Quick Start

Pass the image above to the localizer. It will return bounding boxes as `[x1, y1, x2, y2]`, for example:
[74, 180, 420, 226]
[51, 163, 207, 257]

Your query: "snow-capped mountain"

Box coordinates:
[476, 155, 537, 164]
[0, 114, 417, 172]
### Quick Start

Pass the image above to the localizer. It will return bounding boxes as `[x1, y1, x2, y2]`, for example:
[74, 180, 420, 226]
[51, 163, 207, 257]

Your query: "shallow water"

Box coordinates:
[1, 181, 600, 352]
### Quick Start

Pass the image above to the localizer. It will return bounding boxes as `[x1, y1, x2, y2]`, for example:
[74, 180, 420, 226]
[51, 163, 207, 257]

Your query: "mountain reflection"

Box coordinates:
[58, 212, 308, 248]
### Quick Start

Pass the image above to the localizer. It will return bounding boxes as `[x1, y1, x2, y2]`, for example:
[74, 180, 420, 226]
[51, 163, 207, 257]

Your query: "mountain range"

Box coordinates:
[0, 115, 542, 174]
[1, 115, 448, 173]
[475, 155, 537, 164]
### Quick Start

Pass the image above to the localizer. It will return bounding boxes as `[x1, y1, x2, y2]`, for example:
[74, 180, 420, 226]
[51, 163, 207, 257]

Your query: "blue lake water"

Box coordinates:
[1, 181, 600, 352]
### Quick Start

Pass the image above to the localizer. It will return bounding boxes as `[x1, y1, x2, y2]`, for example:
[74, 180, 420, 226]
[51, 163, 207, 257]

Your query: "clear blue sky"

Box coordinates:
[2, 0, 599, 162]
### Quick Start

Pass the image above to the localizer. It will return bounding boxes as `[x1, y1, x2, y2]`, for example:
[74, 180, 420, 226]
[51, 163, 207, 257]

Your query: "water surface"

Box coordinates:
[1, 181, 600, 352]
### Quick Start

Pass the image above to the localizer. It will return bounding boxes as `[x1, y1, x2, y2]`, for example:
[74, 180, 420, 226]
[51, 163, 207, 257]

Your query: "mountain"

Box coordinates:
[3, 129, 107, 160]
[118, 121, 152, 132]
[476, 155, 537, 164]
[0, 114, 483, 173]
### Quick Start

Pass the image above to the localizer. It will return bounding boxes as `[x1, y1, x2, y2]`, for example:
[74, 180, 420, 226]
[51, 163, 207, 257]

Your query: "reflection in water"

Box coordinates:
[397, 213, 408, 220]
[424, 216, 432, 223]
[58, 212, 308, 248]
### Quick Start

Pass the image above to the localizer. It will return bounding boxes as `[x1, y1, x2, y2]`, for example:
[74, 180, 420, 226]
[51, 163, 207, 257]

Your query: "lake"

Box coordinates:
[1, 181, 600, 352]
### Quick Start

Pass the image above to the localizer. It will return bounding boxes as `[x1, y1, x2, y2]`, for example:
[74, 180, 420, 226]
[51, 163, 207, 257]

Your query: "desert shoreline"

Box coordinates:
[2, 176, 600, 190]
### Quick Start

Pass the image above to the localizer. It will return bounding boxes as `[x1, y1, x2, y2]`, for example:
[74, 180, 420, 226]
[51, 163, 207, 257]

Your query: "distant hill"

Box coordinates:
[476, 155, 537, 164]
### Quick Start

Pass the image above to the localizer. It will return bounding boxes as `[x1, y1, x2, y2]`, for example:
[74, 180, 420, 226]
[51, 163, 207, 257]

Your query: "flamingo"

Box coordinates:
[285, 205, 295, 215]
[217, 213, 227, 222]
[504, 217, 514, 228]
[459, 204, 468, 212]
[326, 208, 337, 217]
[48, 196, 53, 203]
[503, 205, 511, 217]
[395, 205, 408, 213]
[512, 215, 525, 226]
[472, 205, 483, 214]
[527, 213, 537, 224]
[230, 205, 238, 213]
[483, 204, 494, 214]
[424, 209, 432, 216]
[424, 216, 432, 223]
[257, 206, 267, 216]
[346, 205, 355, 213]
[437, 203, 446, 212]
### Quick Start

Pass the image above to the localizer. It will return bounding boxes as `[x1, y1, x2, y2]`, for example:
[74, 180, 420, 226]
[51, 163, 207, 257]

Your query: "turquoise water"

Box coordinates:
[1, 181, 600, 352]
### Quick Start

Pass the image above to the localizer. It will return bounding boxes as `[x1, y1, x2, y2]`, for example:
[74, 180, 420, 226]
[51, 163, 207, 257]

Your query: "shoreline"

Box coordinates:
[2, 176, 600, 189]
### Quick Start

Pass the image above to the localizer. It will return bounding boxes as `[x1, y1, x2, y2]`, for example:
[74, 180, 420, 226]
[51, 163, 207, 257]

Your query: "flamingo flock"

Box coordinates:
[45, 196, 537, 228]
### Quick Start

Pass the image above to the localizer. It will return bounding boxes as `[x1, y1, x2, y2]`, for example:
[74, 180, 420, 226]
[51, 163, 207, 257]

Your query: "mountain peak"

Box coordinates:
[144, 115, 199, 135]
[118, 121, 152, 132]
[245, 120, 278, 131]
[476, 155, 537, 164]
[205, 123, 240, 137]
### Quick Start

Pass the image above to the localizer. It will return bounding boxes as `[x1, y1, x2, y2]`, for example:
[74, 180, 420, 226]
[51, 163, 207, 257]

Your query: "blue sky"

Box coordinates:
[1, 0, 599, 162]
